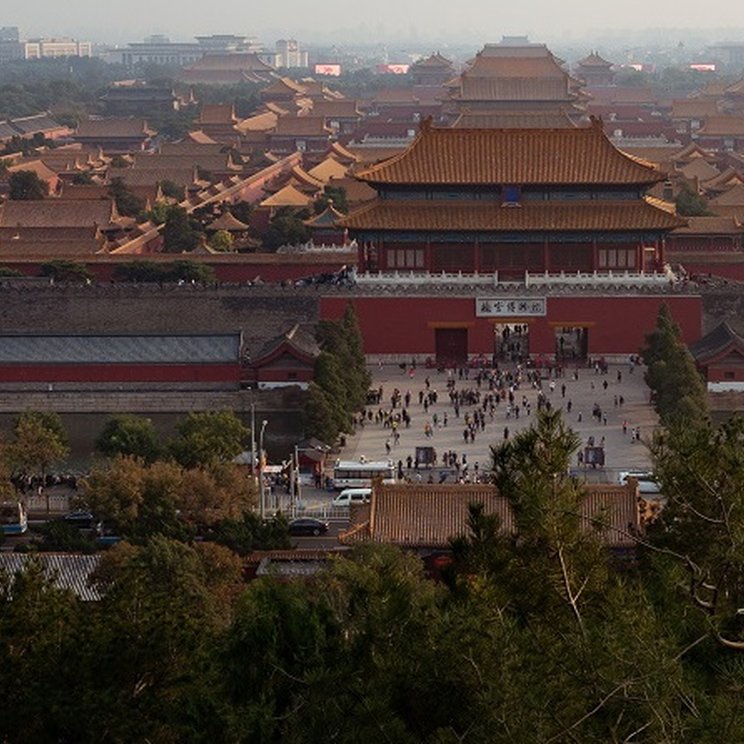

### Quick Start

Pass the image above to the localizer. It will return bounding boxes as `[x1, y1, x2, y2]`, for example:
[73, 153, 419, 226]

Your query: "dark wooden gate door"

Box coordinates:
[435, 328, 468, 366]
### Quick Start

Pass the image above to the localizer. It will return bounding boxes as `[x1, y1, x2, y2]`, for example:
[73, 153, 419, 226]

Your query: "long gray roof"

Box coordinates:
[0, 553, 102, 601]
[0, 334, 241, 364]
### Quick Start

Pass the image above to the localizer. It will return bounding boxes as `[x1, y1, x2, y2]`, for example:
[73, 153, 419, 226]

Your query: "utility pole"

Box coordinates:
[250, 402, 257, 486]
[294, 444, 302, 505]
[259, 419, 268, 519]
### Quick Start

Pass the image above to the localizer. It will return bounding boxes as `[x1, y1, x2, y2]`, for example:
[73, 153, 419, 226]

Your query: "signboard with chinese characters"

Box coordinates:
[475, 297, 547, 317]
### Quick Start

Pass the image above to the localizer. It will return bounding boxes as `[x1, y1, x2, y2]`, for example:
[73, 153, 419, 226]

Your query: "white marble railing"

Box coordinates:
[524, 268, 675, 287]
[355, 270, 503, 286]
[354, 268, 677, 287]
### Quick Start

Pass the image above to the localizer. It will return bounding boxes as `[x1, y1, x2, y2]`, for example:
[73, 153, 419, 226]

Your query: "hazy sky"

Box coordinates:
[6, 0, 744, 45]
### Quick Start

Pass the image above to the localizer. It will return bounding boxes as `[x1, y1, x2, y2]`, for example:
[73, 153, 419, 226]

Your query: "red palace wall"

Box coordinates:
[320, 294, 703, 357]
[0, 364, 240, 384]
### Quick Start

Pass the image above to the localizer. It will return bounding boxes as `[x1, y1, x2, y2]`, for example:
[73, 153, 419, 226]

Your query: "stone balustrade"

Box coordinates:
[354, 267, 677, 288]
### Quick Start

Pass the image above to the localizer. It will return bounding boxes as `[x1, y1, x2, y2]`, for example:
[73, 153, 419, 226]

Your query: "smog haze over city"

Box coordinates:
[7, 0, 744, 44]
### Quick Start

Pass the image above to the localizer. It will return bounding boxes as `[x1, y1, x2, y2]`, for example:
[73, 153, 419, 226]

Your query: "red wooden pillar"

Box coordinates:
[543, 238, 550, 272]
[474, 237, 481, 273]
[592, 238, 599, 271]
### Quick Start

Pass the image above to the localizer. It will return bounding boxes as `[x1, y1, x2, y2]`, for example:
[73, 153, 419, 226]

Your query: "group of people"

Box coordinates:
[396, 356, 650, 472]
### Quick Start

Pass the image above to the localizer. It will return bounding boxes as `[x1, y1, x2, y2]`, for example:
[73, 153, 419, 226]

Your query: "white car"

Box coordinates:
[618, 471, 661, 495]
[332, 488, 372, 507]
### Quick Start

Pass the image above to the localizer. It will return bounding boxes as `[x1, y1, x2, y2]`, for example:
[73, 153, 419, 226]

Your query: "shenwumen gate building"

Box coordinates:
[322, 118, 702, 365]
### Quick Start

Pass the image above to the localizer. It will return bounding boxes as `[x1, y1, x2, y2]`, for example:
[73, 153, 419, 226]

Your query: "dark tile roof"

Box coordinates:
[340, 198, 685, 232]
[577, 51, 614, 68]
[10, 113, 65, 135]
[341, 482, 641, 549]
[412, 52, 453, 68]
[108, 166, 197, 187]
[101, 85, 176, 102]
[273, 116, 332, 137]
[670, 99, 721, 119]
[689, 322, 744, 363]
[199, 104, 237, 125]
[75, 118, 153, 139]
[451, 111, 577, 129]
[0, 225, 105, 256]
[341, 484, 512, 548]
[672, 216, 744, 234]
[253, 323, 319, 363]
[184, 52, 273, 72]
[357, 119, 664, 186]
[158, 141, 227, 156]
[131, 152, 239, 173]
[0, 199, 115, 228]
[0, 121, 17, 140]
[58, 185, 110, 200]
[0, 333, 241, 364]
[698, 116, 744, 136]
[311, 100, 362, 118]
[0, 553, 102, 601]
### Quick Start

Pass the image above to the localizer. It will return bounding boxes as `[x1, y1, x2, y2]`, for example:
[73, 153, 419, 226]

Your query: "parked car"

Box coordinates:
[288, 518, 329, 537]
[64, 510, 96, 529]
[332, 488, 371, 507]
[618, 471, 661, 495]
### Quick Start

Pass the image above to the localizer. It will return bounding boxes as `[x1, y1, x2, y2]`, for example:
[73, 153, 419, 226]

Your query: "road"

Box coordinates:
[291, 518, 349, 549]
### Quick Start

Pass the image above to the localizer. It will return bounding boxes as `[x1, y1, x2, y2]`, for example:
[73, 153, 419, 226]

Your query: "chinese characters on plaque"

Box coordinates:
[475, 297, 547, 317]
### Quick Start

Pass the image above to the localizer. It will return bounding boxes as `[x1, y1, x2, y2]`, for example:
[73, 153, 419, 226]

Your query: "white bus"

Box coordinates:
[0, 501, 28, 535]
[332, 459, 396, 490]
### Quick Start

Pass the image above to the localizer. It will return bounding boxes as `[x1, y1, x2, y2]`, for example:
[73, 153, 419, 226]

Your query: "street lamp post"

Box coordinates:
[259, 419, 268, 519]
[250, 402, 257, 487]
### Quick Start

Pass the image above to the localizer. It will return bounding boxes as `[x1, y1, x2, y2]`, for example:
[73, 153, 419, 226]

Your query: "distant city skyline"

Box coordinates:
[4, 0, 744, 47]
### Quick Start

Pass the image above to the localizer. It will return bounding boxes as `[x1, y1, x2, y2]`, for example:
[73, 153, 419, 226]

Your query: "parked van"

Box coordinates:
[618, 471, 661, 495]
[332, 488, 372, 507]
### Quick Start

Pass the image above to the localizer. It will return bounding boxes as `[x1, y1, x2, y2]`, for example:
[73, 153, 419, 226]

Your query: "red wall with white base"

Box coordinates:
[320, 294, 703, 357]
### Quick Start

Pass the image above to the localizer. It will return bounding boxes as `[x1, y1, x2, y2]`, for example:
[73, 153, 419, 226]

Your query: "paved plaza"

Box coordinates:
[340, 360, 659, 484]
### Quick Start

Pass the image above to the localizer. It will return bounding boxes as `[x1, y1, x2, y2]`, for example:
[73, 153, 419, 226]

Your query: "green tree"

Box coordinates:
[488, 409, 609, 624]
[108, 176, 145, 217]
[96, 414, 161, 462]
[162, 205, 202, 253]
[263, 207, 309, 249]
[145, 200, 171, 225]
[340, 300, 371, 408]
[71, 170, 93, 185]
[229, 200, 253, 225]
[303, 381, 341, 444]
[642, 304, 708, 430]
[162, 259, 215, 283]
[112, 260, 166, 283]
[649, 416, 744, 649]
[85, 537, 241, 741]
[36, 518, 96, 552]
[7, 411, 69, 489]
[8, 169, 48, 199]
[159, 178, 184, 201]
[0, 558, 85, 742]
[169, 410, 249, 469]
[39, 259, 93, 283]
[209, 229, 235, 252]
[313, 184, 348, 214]
[0, 266, 23, 277]
[675, 182, 713, 216]
[208, 511, 291, 555]
[83, 454, 254, 539]
[312, 351, 351, 433]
